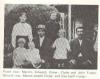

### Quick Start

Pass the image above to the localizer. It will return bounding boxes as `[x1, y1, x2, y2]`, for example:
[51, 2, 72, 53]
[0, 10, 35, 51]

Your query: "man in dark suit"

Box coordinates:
[69, 26, 94, 69]
[33, 24, 52, 68]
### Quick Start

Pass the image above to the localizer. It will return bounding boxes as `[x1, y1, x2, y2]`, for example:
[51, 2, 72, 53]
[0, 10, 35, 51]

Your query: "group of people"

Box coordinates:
[11, 12, 97, 69]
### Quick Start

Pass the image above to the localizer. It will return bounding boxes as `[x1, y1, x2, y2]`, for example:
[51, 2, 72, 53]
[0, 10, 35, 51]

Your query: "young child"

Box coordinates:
[25, 42, 42, 68]
[13, 38, 27, 68]
[52, 29, 71, 68]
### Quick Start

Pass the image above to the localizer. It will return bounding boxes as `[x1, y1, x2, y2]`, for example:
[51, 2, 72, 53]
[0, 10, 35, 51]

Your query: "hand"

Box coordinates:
[69, 59, 76, 64]
[82, 60, 92, 65]
[87, 60, 92, 64]
[33, 63, 41, 69]
[36, 59, 41, 64]
[41, 59, 45, 63]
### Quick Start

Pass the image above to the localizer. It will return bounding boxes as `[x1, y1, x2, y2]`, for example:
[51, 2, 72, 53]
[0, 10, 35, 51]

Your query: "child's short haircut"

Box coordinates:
[18, 38, 26, 43]
[58, 29, 66, 33]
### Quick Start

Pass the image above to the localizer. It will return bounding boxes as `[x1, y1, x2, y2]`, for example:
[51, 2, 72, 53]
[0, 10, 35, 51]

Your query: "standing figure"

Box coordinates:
[46, 12, 60, 43]
[52, 29, 71, 69]
[11, 12, 33, 48]
[33, 24, 52, 68]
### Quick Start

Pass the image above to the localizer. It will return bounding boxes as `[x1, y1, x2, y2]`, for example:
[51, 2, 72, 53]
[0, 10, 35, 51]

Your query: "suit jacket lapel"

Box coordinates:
[36, 37, 40, 49]
[81, 39, 86, 49]
[41, 37, 46, 48]
[76, 39, 81, 48]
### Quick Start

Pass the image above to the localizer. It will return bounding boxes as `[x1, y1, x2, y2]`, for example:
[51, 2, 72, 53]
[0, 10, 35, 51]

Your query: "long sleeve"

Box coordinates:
[52, 40, 56, 48]
[12, 25, 17, 48]
[13, 49, 18, 67]
[69, 40, 75, 59]
[27, 24, 33, 42]
[66, 40, 71, 51]
[94, 35, 98, 52]
[13, 49, 16, 63]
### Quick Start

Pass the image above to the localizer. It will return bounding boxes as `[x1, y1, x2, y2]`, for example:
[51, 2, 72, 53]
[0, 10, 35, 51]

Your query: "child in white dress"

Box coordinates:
[52, 29, 71, 68]
[13, 38, 27, 68]
[25, 42, 42, 68]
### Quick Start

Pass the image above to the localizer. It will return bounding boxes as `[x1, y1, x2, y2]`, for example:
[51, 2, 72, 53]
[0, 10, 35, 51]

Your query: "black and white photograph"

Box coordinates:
[4, 4, 98, 69]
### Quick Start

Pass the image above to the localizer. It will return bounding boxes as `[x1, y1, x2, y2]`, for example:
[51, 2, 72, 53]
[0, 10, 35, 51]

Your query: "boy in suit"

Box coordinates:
[33, 24, 52, 68]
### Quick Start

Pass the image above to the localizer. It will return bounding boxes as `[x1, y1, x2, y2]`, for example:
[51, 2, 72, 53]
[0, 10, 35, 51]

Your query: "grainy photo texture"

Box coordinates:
[4, 4, 98, 69]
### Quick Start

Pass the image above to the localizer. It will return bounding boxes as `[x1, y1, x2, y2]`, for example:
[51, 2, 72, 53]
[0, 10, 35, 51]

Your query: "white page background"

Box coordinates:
[0, 0, 100, 79]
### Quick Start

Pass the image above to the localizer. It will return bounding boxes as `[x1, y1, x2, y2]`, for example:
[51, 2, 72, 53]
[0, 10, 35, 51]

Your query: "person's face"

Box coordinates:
[50, 13, 57, 20]
[19, 14, 27, 23]
[58, 32, 65, 38]
[18, 42, 25, 48]
[37, 29, 45, 37]
[76, 28, 84, 39]
[29, 44, 35, 50]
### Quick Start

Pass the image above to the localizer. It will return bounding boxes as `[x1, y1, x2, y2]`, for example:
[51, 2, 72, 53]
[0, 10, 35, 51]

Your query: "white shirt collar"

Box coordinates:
[39, 36, 45, 47]
[78, 39, 82, 46]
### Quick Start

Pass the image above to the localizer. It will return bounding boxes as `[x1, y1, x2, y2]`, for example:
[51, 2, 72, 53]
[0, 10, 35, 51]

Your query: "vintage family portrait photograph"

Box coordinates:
[3, 4, 98, 69]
